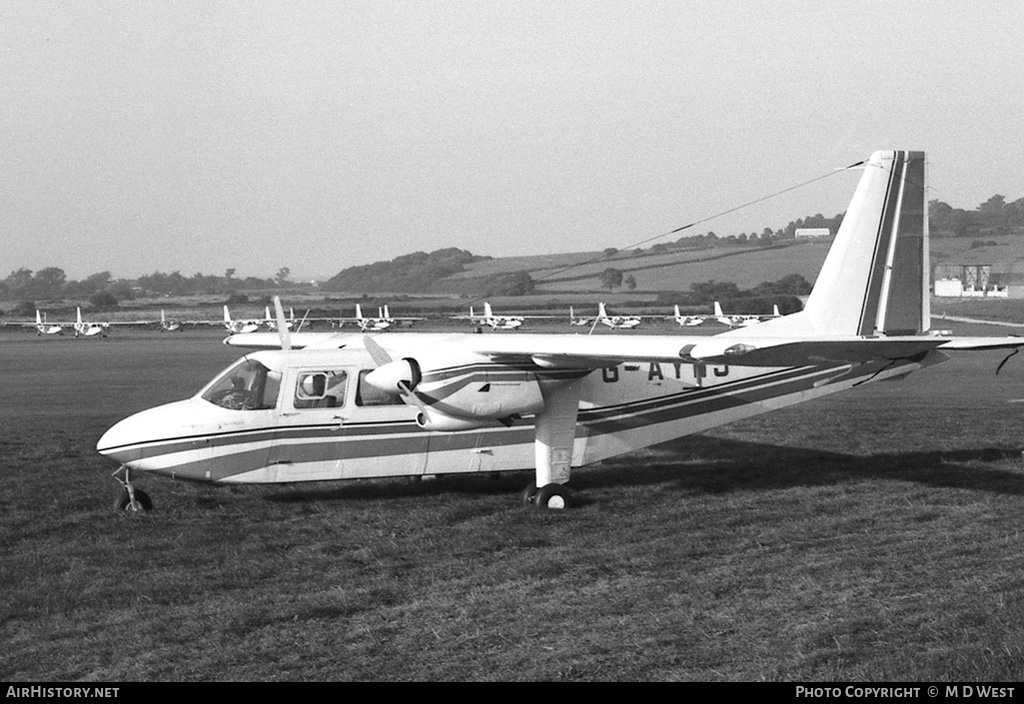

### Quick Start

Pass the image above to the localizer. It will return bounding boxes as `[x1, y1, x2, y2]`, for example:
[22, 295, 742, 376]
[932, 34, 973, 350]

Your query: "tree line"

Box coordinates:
[0, 267, 296, 307]
[928, 195, 1024, 238]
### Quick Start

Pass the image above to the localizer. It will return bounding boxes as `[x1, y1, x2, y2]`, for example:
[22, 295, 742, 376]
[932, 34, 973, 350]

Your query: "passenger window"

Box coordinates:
[294, 370, 348, 409]
[356, 369, 405, 406]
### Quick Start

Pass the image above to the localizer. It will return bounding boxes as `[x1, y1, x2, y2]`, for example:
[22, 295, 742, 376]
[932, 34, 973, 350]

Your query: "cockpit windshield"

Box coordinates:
[201, 358, 281, 411]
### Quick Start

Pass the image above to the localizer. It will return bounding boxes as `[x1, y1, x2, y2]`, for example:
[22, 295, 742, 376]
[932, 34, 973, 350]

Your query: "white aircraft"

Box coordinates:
[596, 302, 642, 329]
[160, 310, 182, 332]
[264, 306, 296, 332]
[673, 305, 706, 327]
[332, 304, 422, 331]
[712, 301, 780, 327]
[98, 151, 1024, 513]
[223, 305, 261, 334]
[74, 307, 109, 337]
[465, 302, 524, 330]
[354, 304, 392, 332]
[35, 310, 63, 336]
[568, 306, 591, 327]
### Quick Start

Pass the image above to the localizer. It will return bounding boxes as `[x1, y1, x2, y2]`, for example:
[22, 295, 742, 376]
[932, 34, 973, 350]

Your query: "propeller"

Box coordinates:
[273, 296, 292, 351]
[362, 336, 426, 412]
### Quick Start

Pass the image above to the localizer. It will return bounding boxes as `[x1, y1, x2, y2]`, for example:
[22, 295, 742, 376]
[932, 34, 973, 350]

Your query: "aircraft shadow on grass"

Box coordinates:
[260, 436, 1024, 507]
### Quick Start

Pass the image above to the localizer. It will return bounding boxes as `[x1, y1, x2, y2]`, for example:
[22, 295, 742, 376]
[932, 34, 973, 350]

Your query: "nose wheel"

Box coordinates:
[112, 466, 153, 513]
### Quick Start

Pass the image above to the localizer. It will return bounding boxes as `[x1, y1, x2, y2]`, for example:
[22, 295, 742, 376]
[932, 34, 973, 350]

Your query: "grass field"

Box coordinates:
[452, 240, 834, 293]
[3, 328, 1024, 681]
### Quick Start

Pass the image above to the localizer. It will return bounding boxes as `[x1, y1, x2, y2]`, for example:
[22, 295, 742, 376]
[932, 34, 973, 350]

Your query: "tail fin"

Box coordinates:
[484, 302, 493, 318]
[599, 302, 608, 318]
[734, 150, 927, 340]
[355, 303, 363, 319]
[77, 307, 83, 325]
[714, 301, 724, 317]
[223, 306, 231, 324]
[36, 310, 42, 325]
[802, 150, 927, 336]
[674, 304, 681, 319]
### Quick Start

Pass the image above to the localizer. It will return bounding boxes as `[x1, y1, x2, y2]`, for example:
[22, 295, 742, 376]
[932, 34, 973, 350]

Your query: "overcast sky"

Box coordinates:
[2, 1, 1022, 281]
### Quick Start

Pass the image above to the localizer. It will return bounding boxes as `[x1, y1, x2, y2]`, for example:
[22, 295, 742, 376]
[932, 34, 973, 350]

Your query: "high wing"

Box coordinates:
[227, 151, 1024, 371]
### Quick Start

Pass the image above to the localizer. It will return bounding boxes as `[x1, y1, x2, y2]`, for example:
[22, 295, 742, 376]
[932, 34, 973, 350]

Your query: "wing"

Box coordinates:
[679, 334, 1024, 367]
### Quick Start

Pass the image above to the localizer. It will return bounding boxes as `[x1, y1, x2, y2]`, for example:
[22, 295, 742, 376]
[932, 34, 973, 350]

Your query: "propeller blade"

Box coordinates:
[363, 336, 393, 367]
[273, 296, 292, 351]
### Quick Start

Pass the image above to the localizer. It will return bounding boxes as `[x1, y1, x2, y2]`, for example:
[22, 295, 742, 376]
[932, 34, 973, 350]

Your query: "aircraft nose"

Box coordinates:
[96, 399, 200, 465]
[97, 414, 144, 463]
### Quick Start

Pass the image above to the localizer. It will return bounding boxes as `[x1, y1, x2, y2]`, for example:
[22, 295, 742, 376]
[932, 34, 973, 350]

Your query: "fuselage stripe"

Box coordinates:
[109, 361, 879, 467]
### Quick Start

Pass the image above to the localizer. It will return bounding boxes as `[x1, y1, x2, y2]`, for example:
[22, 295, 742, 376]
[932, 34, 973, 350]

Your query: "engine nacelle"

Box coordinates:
[415, 409, 502, 432]
[364, 347, 548, 423]
[418, 354, 546, 421]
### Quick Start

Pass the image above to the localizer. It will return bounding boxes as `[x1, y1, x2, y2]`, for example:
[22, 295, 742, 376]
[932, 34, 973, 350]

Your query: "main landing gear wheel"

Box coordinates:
[521, 482, 537, 505]
[523, 482, 571, 510]
[114, 487, 153, 513]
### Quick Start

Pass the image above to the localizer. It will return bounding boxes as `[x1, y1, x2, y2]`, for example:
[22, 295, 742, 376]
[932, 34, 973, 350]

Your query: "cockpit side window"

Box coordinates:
[355, 369, 405, 406]
[201, 359, 280, 411]
[293, 370, 348, 409]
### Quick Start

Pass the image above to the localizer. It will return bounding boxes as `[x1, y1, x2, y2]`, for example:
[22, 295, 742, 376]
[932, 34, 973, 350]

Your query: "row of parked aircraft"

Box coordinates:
[26, 299, 783, 338]
[34, 308, 111, 337]
[454, 300, 782, 331]
[220, 300, 783, 333]
[96, 150, 1024, 514]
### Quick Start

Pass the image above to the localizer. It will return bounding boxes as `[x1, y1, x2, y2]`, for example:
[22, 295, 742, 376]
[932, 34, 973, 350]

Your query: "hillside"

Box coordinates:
[320, 240, 834, 297]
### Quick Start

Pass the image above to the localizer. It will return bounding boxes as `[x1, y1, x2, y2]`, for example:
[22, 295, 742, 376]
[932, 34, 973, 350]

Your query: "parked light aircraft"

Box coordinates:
[98, 151, 1024, 513]
[673, 305, 706, 327]
[596, 302, 642, 329]
[223, 306, 261, 334]
[264, 306, 297, 332]
[74, 307, 108, 337]
[160, 310, 182, 332]
[713, 301, 781, 327]
[350, 304, 392, 332]
[568, 306, 591, 327]
[29, 308, 147, 336]
[35, 310, 63, 335]
[464, 302, 524, 330]
[338, 305, 423, 331]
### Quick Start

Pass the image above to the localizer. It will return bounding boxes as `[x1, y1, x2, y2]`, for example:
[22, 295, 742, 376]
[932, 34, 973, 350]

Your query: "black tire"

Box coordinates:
[521, 481, 537, 505]
[114, 488, 153, 513]
[533, 483, 570, 510]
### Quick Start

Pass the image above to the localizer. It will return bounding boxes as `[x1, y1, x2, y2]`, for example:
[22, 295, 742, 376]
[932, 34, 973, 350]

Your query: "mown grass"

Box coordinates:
[2, 333, 1024, 681]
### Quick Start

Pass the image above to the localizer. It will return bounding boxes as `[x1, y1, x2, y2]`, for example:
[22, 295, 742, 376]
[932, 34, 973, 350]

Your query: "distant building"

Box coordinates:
[795, 228, 830, 239]
[933, 241, 1024, 297]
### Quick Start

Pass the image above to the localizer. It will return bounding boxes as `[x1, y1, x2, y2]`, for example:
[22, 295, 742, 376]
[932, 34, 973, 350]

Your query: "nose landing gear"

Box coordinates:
[112, 466, 153, 513]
